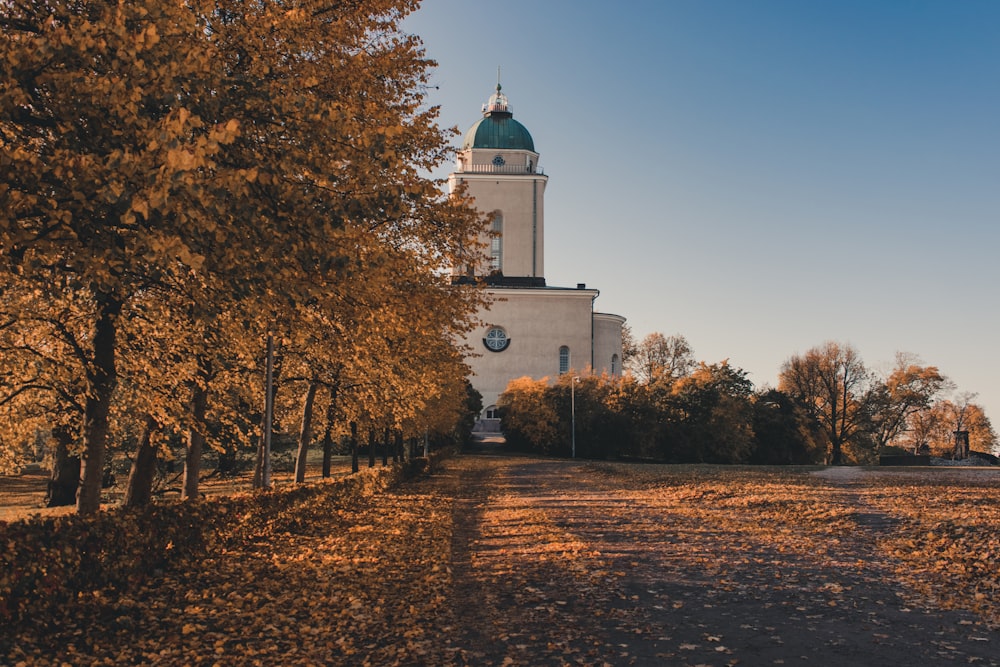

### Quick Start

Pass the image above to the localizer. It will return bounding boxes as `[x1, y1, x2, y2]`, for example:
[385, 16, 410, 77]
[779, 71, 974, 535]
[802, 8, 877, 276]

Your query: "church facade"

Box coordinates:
[451, 84, 626, 431]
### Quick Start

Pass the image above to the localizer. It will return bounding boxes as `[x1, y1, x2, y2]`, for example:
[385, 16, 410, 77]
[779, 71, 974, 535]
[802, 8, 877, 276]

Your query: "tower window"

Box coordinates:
[611, 354, 619, 375]
[559, 346, 570, 374]
[490, 212, 503, 271]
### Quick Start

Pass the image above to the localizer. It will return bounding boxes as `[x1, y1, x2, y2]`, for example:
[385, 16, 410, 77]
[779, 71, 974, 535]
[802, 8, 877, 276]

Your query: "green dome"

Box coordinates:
[461, 84, 535, 152]
[462, 116, 535, 151]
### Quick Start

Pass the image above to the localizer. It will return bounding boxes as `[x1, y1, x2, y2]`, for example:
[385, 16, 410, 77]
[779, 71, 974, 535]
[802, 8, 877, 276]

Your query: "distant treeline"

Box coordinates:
[498, 336, 997, 464]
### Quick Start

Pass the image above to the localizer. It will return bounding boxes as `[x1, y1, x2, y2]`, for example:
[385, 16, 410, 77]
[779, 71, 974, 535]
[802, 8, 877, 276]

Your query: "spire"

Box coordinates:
[482, 68, 512, 117]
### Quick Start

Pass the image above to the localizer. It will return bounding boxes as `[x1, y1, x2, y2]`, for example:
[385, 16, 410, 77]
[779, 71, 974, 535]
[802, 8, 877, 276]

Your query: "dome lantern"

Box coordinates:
[462, 81, 535, 152]
[483, 83, 512, 117]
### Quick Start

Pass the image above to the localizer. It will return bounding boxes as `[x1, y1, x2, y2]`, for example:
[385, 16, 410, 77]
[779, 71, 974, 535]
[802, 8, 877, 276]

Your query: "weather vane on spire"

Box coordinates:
[483, 67, 510, 116]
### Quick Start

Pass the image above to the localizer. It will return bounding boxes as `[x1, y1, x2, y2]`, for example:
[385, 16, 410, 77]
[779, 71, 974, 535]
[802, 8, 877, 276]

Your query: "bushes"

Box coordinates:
[498, 366, 767, 463]
[0, 462, 431, 627]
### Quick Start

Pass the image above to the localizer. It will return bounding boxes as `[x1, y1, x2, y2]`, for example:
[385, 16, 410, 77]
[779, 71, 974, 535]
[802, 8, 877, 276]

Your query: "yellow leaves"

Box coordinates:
[142, 233, 205, 271]
[863, 480, 1000, 626]
[173, 107, 193, 131]
[130, 197, 150, 221]
[163, 147, 195, 171]
[211, 119, 241, 145]
[135, 24, 160, 49]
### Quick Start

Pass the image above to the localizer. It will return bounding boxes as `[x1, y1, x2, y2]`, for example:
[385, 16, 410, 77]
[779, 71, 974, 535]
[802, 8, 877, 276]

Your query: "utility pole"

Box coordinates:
[571, 376, 580, 458]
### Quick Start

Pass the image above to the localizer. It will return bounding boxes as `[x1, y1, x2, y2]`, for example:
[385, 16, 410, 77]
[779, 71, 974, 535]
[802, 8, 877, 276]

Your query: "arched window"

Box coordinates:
[559, 346, 570, 375]
[490, 212, 503, 271]
[611, 353, 619, 375]
[485, 405, 500, 420]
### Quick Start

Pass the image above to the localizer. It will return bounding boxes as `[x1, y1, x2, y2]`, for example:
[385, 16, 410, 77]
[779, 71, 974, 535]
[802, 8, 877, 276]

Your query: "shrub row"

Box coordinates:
[0, 457, 440, 627]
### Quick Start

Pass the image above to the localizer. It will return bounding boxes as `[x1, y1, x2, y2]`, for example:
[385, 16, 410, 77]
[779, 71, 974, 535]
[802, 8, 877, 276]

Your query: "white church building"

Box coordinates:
[451, 84, 626, 431]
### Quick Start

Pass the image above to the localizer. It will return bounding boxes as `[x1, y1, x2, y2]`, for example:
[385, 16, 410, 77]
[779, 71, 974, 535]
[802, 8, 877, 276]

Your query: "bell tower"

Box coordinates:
[449, 80, 627, 425]
[449, 83, 547, 286]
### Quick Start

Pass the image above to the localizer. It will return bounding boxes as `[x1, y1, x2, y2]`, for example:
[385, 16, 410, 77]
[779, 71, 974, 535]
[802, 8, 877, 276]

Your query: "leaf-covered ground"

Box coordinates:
[4, 456, 1000, 666]
[0, 453, 358, 522]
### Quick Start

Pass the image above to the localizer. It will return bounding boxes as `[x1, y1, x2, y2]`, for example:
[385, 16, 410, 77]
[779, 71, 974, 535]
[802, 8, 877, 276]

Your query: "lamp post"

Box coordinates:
[571, 376, 580, 458]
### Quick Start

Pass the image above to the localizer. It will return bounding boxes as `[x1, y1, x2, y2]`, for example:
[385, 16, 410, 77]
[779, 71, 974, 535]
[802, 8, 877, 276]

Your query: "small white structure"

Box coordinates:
[451, 84, 626, 431]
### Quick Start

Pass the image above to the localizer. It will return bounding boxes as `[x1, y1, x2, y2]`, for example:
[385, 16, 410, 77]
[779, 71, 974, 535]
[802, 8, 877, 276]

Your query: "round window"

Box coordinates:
[492, 154, 505, 167]
[483, 326, 510, 352]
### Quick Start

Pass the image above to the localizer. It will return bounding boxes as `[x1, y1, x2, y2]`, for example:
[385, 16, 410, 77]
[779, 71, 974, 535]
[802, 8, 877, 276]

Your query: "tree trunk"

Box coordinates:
[368, 427, 376, 468]
[124, 415, 159, 508]
[253, 334, 275, 490]
[217, 446, 237, 476]
[394, 430, 403, 463]
[321, 385, 339, 478]
[350, 421, 359, 473]
[46, 425, 80, 508]
[830, 433, 843, 465]
[294, 381, 319, 483]
[182, 380, 208, 500]
[77, 293, 121, 515]
[321, 428, 333, 478]
[382, 426, 389, 466]
[253, 429, 265, 487]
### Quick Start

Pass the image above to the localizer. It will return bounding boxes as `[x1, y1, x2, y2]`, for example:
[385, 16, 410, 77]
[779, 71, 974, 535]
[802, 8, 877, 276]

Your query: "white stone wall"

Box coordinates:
[464, 286, 598, 411]
[593, 312, 627, 377]
[449, 148, 546, 279]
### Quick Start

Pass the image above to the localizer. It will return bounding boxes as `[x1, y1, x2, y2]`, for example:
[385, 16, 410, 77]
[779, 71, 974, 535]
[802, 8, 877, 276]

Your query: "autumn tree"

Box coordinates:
[552, 373, 633, 459]
[628, 333, 696, 384]
[910, 396, 998, 458]
[0, 276, 92, 502]
[199, 0, 484, 487]
[497, 363, 756, 463]
[119, 288, 261, 505]
[606, 375, 661, 459]
[407, 370, 482, 451]
[778, 342, 878, 465]
[903, 404, 945, 455]
[658, 361, 755, 463]
[498, 377, 563, 454]
[0, 0, 244, 513]
[749, 389, 826, 465]
[1, 0, 483, 512]
[951, 401, 997, 457]
[620, 324, 637, 370]
[868, 353, 951, 455]
[279, 220, 483, 482]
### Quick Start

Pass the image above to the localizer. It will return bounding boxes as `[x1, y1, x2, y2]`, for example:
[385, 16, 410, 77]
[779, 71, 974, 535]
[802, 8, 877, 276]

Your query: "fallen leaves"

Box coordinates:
[862, 474, 1000, 626]
[4, 458, 1000, 665]
[4, 480, 459, 665]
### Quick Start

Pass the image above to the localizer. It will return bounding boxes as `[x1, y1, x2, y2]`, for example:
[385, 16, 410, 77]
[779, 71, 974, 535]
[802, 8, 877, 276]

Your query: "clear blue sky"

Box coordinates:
[404, 1, 1000, 420]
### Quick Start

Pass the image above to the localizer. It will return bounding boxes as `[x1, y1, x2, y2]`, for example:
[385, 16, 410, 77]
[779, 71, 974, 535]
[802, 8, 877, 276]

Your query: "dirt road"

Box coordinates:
[436, 456, 998, 666]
